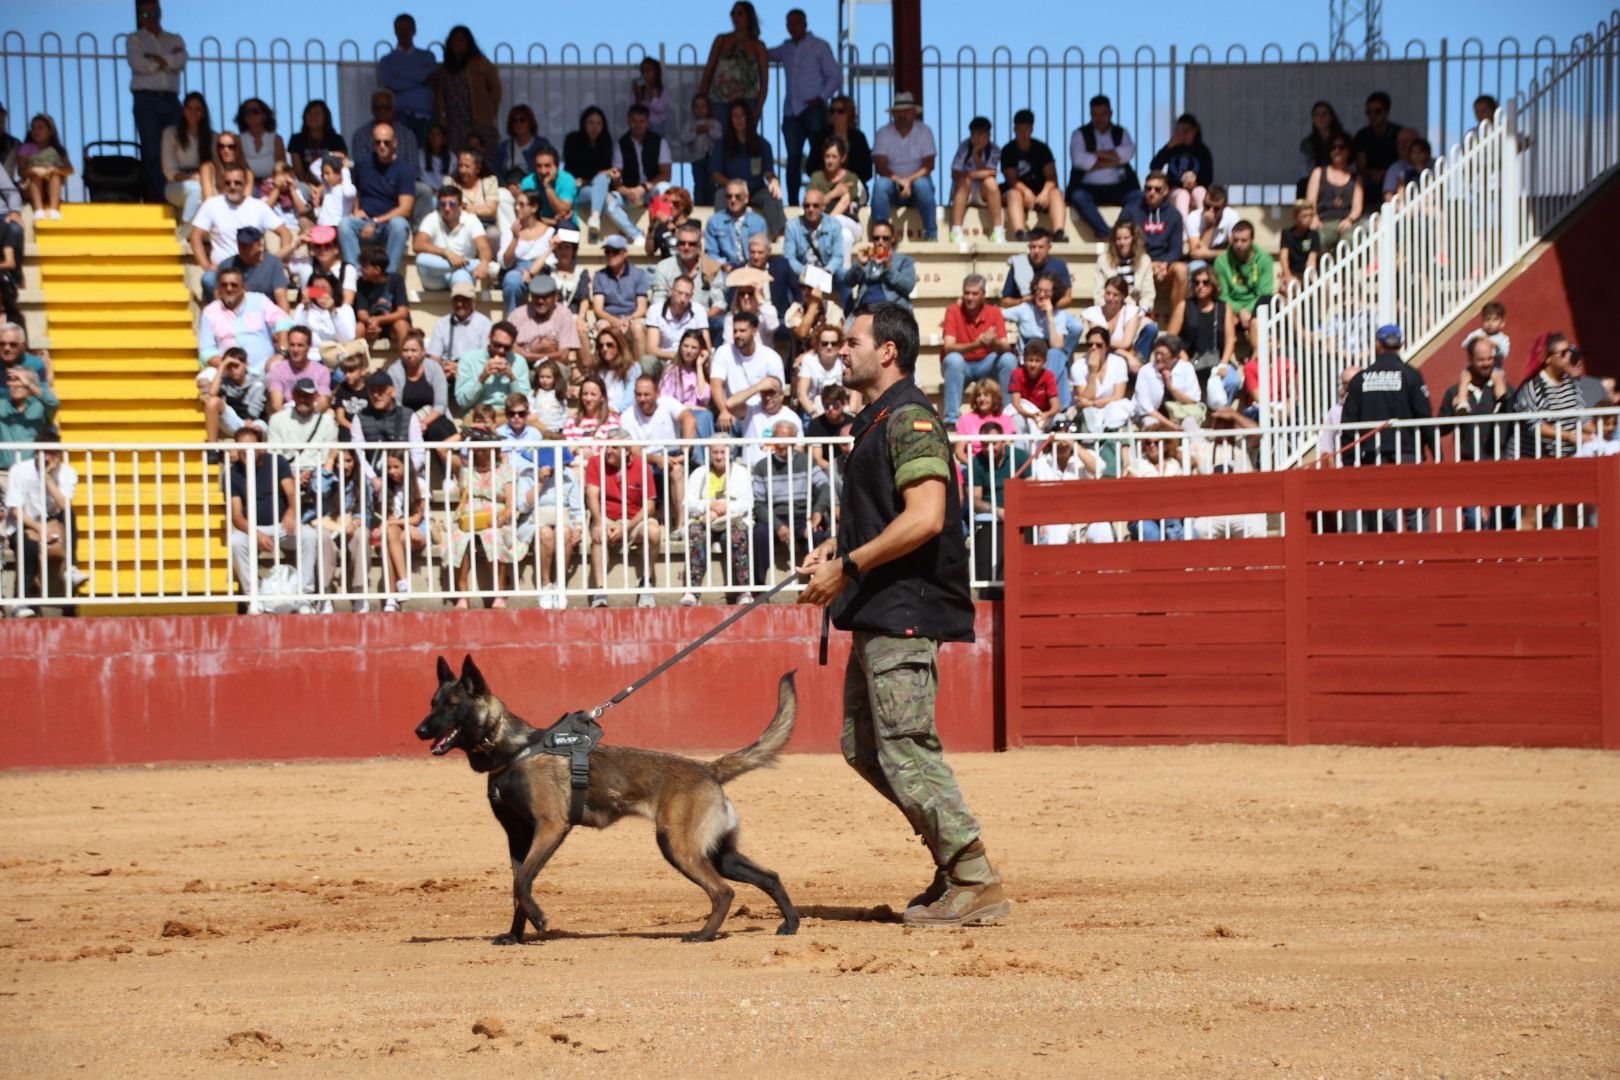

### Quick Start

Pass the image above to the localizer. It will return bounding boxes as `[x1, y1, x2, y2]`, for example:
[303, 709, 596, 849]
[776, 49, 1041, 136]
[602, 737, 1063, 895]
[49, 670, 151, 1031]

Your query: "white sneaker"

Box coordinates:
[589, 594, 609, 609]
[680, 591, 698, 606]
[949, 226, 965, 244]
[353, 600, 371, 614]
[636, 593, 656, 608]
[246, 600, 264, 616]
[537, 592, 555, 610]
[12, 606, 36, 619]
[383, 598, 399, 613]
[737, 592, 754, 605]
[394, 579, 411, 594]
[315, 600, 335, 615]
[296, 602, 316, 615]
[991, 226, 1006, 243]
[68, 567, 91, 589]
[48, 209, 62, 220]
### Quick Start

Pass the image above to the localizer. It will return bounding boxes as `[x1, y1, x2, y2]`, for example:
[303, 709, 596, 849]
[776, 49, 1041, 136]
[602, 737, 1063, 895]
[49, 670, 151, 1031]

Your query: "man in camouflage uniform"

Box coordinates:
[799, 303, 1011, 928]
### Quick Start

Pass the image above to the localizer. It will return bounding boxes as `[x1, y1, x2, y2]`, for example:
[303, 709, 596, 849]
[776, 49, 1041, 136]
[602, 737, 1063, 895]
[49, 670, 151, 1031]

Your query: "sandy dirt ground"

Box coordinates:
[2, 745, 1617, 1078]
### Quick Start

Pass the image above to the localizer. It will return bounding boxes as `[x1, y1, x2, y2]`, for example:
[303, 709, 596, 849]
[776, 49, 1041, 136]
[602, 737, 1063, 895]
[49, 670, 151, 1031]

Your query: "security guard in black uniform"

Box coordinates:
[1340, 323, 1432, 531]
[799, 303, 1011, 928]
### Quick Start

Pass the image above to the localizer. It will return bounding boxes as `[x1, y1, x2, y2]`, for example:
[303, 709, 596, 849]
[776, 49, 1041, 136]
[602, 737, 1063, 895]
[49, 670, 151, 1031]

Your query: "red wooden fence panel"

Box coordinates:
[1004, 458, 1619, 749]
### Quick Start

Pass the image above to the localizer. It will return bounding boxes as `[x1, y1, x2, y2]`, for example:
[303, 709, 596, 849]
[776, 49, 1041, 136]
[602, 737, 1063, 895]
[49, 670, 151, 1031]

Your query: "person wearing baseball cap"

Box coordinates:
[267, 371, 339, 473]
[592, 234, 651, 360]
[871, 91, 939, 241]
[216, 222, 292, 309]
[1340, 320, 1433, 528]
[509, 273, 581, 371]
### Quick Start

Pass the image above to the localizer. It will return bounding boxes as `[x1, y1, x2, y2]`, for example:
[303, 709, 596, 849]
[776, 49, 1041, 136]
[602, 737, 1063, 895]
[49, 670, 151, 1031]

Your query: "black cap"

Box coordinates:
[291, 376, 318, 394]
[365, 371, 393, 388]
[236, 225, 264, 245]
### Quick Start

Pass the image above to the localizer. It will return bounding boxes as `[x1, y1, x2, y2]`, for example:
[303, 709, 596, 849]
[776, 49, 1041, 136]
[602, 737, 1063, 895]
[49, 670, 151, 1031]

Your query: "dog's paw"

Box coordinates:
[775, 922, 799, 936]
[680, 931, 718, 943]
[491, 933, 522, 946]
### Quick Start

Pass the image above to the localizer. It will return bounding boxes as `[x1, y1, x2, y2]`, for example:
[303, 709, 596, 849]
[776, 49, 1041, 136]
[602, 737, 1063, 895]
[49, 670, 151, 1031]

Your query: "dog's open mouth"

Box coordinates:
[429, 727, 459, 756]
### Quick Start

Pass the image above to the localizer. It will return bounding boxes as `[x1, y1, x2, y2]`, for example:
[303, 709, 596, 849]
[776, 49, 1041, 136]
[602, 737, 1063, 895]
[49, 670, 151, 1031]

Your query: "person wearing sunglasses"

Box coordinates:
[126, 0, 187, 201]
[340, 122, 417, 273]
[1118, 170, 1188, 335]
[412, 186, 491, 292]
[189, 163, 292, 301]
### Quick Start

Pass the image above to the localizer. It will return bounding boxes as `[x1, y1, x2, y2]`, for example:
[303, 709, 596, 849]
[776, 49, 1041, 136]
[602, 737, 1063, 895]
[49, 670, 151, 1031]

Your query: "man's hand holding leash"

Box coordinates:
[797, 538, 841, 606]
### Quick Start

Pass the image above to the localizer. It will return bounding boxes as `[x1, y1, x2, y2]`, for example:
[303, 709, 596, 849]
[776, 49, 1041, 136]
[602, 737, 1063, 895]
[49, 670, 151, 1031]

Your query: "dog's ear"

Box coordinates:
[460, 654, 488, 696]
[436, 655, 456, 685]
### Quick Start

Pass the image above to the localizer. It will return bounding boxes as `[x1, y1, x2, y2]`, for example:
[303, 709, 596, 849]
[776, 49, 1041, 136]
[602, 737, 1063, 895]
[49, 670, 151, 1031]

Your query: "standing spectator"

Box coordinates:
[0, 367, 58, 478]
[159, 91, 212, 223]
[1442, 336, 1519, 478]
[1149, 113, 1213, 229]
[1066, 95, 1141, 240]
[16, 115, 73, 220]
[412, 186, 491, 292]
[425, 281, 491, 382]
[592, 235, 651, 362]
[677, 95, 724, 207]
[870, 93, 938, 241]
[948, 116, 1004, 244]
[1515, 334, 1595, 458]
[126, 0, 186, 202]
[385, 330, 457, 443]
[849, 220, 916, 311]
[1185, 184, 1239, 267]
[341, 124, 416, 273]
[705, 179, 768, 272]
[999, 108, 1067, 242]
[1382, 136, 1433, 204]
[509, 275, 581, 378]
[633, 58, 670, 135]
[217, 225, 289, 310]
[1353, 91, 1407, 201]
[1007, 342, 1061, 433]
[808, 135, 866, 263]
[810, 95, 872, 183]
[5, 434, 79, 615]
[1182, 267, 1235, 374]
[353, 247, 412, 354]
[1339, 324, 1431, 530]
[293, 272, 369, 370]
[941, 274, 1016, 425]
[564, 107, 618, 241]
[1297, 100, 1346, 197]
[1094, 221, 1155, 311]
[223, 425, 322, 613]
[348, 90, 420, 169]
[584, 429, 663, 608]
[1306, 135, 1363, 251]
[709, 310, 785, 434]
[197, 267, 292, 381]
[287, 100, 347, 182]
[265, 326, 332, 414]
[609, 103, 673, 245]
[783, 188, 846, 286]
[496, 105, 551, 190]
[234, 99, 285, 190]
[435, 26, 501, 160]
[189, 166, 290, 300]
[749, 418, 829, 585]
[518, 146, 577, 229]
[377, 14, 437, 147]
[698, 1, 769, 119]
[202, 347, 268, 447]
[768, 8, 840, 206]
[1001, 228, 1073, 309]
[1118, 171, 1188, 334]
[680, 442, 753, 605]
[455, 320, 530, 413]
[1276, 200, 1322, 293]
[1006, 272, 1081, 405]
[498, 190, 557, 312]
[708, 101, 786, 238]
[1211, 222, 1275, 336]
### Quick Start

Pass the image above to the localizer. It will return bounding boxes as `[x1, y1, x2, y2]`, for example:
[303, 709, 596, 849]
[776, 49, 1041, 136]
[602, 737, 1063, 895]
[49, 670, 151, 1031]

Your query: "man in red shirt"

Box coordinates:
[584, 426, 665, 608]
[1007, 340, 1061, 433]
[940, 273, 1016, 427]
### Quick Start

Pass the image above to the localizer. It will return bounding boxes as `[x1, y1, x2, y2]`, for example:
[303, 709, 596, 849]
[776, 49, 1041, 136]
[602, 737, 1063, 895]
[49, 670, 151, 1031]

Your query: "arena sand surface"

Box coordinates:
[2, 746, 1617, 1078]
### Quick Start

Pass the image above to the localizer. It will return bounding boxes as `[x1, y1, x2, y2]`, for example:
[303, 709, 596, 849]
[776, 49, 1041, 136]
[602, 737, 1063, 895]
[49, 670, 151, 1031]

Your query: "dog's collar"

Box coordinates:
[484, 738, 545, 778]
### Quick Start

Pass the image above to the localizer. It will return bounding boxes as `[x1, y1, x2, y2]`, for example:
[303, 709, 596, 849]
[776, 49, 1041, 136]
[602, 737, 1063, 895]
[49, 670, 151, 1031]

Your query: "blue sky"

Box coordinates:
[6, 0, 1609, 60]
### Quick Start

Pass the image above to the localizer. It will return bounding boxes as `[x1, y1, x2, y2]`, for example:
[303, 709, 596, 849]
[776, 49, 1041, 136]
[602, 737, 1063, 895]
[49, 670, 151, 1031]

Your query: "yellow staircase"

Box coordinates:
[34, 203, 232, 611]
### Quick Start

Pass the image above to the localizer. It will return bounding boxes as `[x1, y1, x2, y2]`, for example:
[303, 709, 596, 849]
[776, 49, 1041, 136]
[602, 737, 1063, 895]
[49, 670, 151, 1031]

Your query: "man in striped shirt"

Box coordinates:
[1515, 334, 1594, 458]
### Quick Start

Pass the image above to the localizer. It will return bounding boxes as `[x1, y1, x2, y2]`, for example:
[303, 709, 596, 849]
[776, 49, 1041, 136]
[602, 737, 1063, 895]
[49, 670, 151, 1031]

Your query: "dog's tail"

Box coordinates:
[707, 671, 797, 785]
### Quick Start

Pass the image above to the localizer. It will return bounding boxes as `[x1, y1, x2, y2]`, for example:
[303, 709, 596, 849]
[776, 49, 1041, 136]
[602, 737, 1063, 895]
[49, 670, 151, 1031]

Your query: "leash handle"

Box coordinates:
[590, 573, 802, 719]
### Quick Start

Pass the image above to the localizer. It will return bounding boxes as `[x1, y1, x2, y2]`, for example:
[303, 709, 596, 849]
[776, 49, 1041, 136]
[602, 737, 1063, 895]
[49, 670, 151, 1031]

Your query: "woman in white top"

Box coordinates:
[294, 271, 369, 368]
[1094, 221, 1156, 311]
[1072, 326, 1132, 433]
[497, 190, 555, 313]
[794, 324, 846, 417]
[1080, 276, 1149, 374]
[160, 91, 213, 222]
[235, 99, 286, 192]
[313, 155, 355, 227]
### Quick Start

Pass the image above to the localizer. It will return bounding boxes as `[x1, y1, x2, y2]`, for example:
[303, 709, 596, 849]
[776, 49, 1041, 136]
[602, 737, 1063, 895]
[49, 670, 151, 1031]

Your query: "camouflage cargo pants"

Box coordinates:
[842, 631, 982, 867]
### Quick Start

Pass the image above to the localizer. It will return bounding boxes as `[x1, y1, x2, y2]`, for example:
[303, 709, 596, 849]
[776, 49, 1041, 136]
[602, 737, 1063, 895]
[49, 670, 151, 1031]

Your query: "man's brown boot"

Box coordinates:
[904, 869, 948, 914]
[901, 840, 1011, 928]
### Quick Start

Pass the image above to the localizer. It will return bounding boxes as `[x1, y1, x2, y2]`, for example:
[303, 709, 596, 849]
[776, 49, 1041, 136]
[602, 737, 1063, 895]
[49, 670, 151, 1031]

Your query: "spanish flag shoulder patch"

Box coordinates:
[912, 420, 934, 431]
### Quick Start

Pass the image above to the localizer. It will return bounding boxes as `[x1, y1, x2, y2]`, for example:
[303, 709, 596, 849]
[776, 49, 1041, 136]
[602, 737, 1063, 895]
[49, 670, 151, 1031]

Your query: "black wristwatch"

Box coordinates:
[840, 553, 860, 579]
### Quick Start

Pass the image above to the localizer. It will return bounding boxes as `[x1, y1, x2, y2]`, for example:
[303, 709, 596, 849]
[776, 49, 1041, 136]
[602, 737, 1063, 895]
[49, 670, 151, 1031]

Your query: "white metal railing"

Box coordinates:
[2, 412, 1614, 613]
[1256, 9, 1620, 467]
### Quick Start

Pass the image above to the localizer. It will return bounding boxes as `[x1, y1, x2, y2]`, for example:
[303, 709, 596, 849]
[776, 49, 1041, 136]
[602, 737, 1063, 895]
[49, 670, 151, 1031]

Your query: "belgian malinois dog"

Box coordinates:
[416, 655, 800, 943]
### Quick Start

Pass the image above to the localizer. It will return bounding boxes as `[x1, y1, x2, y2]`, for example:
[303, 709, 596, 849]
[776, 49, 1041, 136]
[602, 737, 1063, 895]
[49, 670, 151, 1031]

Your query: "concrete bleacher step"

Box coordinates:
[43, 326, 197, 351]
[63, 403, 205, 428]
[33, 233, 182, 258]
[37, 258, 187, 281]
[77, 567, 233, 595]
[43, 203, 176, 227]
[41, 281, 191, 305]
[51, 355, 199, 375]
[51, 377, 208, 402]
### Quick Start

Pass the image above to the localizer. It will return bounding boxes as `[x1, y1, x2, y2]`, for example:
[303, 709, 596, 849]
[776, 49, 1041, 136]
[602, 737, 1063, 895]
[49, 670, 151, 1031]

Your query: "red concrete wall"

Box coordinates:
[1421, 174, 1620, 399]
[0, 603, 1003, 769]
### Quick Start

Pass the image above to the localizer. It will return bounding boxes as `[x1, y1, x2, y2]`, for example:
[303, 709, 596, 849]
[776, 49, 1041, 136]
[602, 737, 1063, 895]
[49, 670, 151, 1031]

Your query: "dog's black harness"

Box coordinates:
[498, 711, 603, 825]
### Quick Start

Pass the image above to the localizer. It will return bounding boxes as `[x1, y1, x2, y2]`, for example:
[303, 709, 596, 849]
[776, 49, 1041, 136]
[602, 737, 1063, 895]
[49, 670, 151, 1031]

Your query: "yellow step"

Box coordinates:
[43, 327, 196, 351]
[74, 569, 234, 596]
[33, 224, 181, 244]
[49, 203, 176, 226]
[50, 355, 200, 375]
[52, 377, 206, 402]
[44, 305, 193, 327]
[61, 403, 204, 427]
[55, 425, 207, 444]
[42, 281, 191, 304]
[71, 510, 224, 533]
[82, 536, 232, 561]
[81, 601, 239, 617]
[34, 234, 182, 258]
[38, 258, 186, 280]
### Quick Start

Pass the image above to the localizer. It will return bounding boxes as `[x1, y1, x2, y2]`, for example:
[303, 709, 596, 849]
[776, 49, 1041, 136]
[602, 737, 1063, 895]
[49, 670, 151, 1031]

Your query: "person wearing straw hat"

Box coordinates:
[870, 93, 939, 242]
